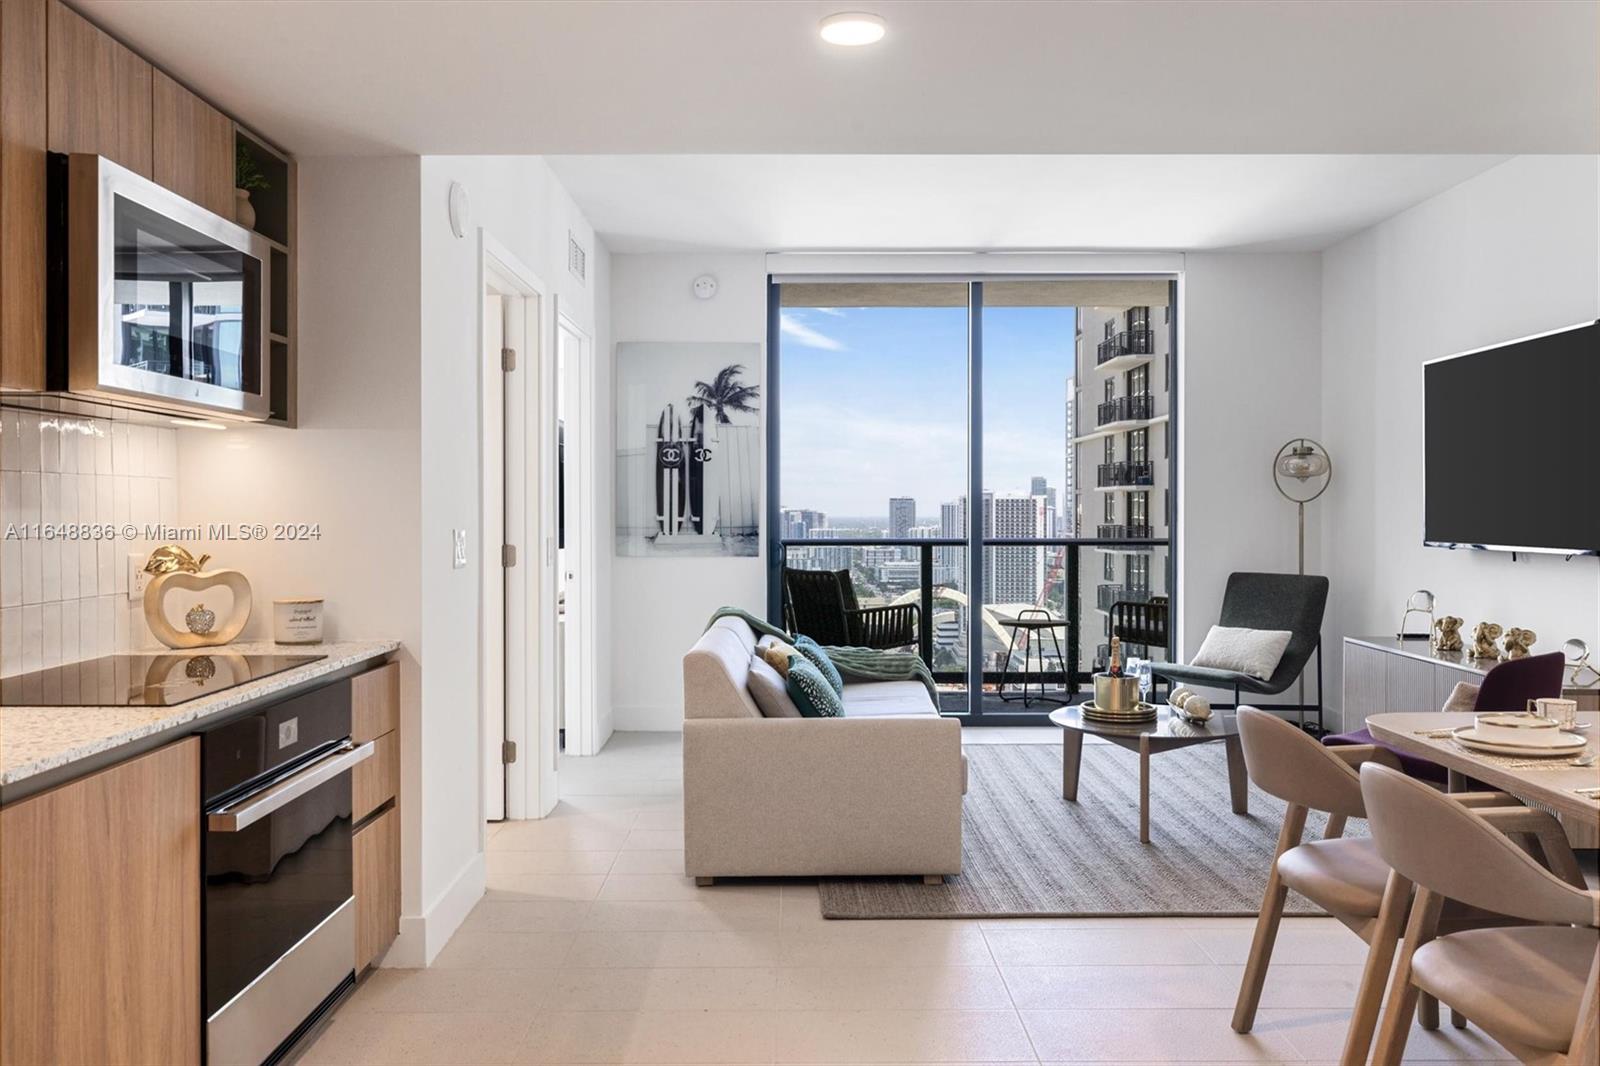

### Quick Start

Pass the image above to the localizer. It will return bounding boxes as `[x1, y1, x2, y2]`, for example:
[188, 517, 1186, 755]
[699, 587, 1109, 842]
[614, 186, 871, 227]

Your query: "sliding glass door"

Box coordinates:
[771, 278, 1175, 721]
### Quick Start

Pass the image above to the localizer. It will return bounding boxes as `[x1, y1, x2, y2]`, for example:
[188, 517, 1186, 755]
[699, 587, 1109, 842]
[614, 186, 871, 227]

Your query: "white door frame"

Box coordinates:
[556, 299, 602, 757]
[478, 231, 557, 821]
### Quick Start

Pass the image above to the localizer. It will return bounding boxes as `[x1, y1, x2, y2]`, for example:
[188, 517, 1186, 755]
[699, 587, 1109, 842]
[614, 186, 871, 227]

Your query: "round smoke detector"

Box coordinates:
[692, 274, 718, 300]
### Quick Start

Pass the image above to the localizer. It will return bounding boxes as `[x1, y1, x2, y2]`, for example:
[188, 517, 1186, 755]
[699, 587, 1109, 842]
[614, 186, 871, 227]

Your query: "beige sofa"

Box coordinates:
[682, 616, 966, 883]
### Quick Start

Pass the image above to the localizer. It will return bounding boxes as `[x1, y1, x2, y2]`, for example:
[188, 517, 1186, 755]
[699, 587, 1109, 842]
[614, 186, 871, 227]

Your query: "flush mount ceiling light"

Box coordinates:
[819, 12, 886, 46]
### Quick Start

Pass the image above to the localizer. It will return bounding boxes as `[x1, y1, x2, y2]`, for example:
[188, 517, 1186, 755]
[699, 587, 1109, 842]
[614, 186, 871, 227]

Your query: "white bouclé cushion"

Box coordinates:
[747, 653, 803, 717]
[1190, 625, 1293, 680]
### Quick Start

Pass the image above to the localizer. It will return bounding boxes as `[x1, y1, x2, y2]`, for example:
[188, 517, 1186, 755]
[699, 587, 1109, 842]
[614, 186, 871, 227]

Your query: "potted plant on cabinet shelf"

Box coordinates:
[234, 143, 270, 230]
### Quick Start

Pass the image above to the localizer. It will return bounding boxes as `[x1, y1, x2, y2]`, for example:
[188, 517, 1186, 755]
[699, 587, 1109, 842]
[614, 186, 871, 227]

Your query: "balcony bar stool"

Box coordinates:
[1360, 763, 1599, 1066]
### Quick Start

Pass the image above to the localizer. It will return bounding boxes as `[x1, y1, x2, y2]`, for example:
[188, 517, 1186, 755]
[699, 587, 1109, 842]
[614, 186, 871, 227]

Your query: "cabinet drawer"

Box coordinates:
[353, 805, 400, 973]
[352, 661, 399, 743]
[352, 729, 398, 824]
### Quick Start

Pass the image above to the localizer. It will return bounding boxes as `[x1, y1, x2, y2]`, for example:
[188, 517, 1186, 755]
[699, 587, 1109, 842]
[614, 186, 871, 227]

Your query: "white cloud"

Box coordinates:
[779, 311, 845, 351]
[810, 307, 846, 317]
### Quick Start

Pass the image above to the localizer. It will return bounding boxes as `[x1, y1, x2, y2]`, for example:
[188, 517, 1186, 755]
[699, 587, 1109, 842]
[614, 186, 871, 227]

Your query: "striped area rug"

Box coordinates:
[819, 742, 1358, 918]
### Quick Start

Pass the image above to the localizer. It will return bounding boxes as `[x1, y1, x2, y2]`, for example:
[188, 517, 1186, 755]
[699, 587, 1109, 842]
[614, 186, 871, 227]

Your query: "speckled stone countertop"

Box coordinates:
[0, 639, 400, 792]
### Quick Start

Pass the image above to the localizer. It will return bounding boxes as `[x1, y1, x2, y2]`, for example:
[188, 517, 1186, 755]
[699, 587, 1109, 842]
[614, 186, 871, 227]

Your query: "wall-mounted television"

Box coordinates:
[1424, 320, 1598, 556]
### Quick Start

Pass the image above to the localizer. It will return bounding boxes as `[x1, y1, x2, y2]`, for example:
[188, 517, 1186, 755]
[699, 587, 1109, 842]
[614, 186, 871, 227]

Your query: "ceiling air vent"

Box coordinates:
[567, 233, 587, 284]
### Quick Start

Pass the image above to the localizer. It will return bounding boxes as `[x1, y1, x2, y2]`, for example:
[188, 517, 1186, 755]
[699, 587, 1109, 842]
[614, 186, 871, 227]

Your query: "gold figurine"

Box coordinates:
[1502, 627, 1536, 660]
[1468, 622, 1503, 661]
[1433, 615, 1463, 652]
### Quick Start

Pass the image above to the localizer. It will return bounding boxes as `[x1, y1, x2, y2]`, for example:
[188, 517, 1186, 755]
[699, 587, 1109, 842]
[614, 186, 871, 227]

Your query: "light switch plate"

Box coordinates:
[452, 529, 467, 569]
[128, 553, 150, 602]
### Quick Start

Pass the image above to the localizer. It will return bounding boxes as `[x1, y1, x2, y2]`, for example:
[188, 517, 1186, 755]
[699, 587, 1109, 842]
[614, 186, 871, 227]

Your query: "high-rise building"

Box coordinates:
[937, 500, 964, 588]
[780, 508, 827, 540]
[987, 492, 1047, 604]
[1062, 377, 1078, 537]
[888, 497, 916, 539]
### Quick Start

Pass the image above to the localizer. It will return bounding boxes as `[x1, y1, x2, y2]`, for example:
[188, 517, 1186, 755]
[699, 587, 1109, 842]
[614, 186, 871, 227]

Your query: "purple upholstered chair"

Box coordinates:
[1324, 651, 1566, 784]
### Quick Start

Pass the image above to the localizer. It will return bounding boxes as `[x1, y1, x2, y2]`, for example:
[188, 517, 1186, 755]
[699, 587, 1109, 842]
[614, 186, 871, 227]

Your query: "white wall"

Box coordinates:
[1319, 155, 1600, 726]
[608, 253, 769, 730]
[178, 154, 607, 966]
[414, 156, 604, 953]
[1178, 254, 1325, 667]
[176, 153, 426, 931]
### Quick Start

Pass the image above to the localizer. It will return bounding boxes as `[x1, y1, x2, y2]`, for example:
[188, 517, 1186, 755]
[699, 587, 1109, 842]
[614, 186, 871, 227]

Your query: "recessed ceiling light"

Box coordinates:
[819, 12, 886, 47]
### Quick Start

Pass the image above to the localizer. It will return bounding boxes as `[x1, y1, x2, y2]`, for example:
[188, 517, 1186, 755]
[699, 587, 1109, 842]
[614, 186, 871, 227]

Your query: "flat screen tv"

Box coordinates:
[1424, 320, 1599, 555]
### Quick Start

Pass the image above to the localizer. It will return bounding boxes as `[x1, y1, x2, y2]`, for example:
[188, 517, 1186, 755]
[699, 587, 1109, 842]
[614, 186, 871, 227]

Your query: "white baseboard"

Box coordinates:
[612, 703, 683, 732]
[382, 851, 486, 968]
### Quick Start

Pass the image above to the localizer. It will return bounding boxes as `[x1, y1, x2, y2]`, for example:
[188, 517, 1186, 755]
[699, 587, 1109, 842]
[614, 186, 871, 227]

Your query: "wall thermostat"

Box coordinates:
[692, 274, 718, 300]
[448, 181, 470, 239]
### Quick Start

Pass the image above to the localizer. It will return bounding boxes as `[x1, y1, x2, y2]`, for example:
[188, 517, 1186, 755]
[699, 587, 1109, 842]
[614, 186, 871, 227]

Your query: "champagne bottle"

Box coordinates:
[1108, 636, 1123, 678]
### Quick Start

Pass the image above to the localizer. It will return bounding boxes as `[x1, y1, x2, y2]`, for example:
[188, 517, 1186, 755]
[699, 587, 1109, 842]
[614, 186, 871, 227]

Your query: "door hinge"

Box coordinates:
[501, 346, 516, 372]
[502, 543, 517, 567]
[501, 740, 517, 764]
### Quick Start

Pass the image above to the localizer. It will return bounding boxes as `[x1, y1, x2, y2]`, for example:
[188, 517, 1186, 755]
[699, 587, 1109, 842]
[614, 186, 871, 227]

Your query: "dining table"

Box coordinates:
[1365, 711, 1600, 840]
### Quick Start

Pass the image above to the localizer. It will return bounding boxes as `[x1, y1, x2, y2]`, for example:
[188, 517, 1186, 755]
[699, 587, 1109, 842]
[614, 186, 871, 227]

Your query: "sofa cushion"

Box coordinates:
[841, 680, 938, 718]
[747, 654, 802, 718]
[794, 635, 845, 696]
[756, 635, 799, 678]
[786, 659, 844, 717]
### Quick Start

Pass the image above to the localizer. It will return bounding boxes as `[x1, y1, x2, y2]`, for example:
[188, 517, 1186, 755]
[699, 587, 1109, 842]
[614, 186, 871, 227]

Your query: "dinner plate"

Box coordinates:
[1451, 726, 1587, 757]
[1080, 700, 1158, 723]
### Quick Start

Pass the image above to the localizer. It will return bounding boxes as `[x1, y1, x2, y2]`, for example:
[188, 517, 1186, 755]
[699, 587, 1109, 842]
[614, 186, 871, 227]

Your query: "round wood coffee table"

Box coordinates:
[1049, 705, 1248, 843]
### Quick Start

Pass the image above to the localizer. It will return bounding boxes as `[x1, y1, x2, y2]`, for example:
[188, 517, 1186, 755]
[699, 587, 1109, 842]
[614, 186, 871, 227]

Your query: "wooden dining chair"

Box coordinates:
[1360, 762, 1599, 1066]
[1232, 707, 1407, 1063]
[1230, 708, 1544, 1064]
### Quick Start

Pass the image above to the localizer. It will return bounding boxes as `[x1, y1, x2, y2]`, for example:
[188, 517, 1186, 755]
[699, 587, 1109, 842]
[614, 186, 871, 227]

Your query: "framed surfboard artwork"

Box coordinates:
[616, 342, 761, 557]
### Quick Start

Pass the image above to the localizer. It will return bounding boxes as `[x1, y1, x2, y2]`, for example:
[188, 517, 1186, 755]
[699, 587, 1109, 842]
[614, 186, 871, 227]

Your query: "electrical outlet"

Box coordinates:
[128, 553, 150, 601]
[452, 529, 467, 569]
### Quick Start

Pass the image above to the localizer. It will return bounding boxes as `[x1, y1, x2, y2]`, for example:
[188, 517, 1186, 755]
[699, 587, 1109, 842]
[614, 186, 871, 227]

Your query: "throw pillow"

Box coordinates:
[747, 654, 803, 717]
[756, 636, 799, 678]
[786, 658, 844, 717]
[1190, 625, 1293, 681]
[794, 635, 845, 696]
[1441, 680, 1480, 713]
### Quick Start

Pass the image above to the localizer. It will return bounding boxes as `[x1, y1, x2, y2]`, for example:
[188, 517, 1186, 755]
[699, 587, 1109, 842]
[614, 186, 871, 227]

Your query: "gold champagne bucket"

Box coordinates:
[1094, 673, 1140, 712]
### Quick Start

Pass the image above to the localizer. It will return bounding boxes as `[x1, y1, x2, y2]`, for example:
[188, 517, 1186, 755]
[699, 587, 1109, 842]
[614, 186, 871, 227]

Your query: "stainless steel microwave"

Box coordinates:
[54, 154, 273, 421]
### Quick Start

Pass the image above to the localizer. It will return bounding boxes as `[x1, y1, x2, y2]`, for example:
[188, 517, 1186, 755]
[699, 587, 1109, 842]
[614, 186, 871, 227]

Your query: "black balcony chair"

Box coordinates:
[1154, 572, 1329, 733]
[782, 567, 920, 651]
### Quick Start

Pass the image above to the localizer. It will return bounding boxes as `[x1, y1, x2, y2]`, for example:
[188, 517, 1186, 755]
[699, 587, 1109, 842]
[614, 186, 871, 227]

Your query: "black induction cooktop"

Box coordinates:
[0, 652, 327, 708]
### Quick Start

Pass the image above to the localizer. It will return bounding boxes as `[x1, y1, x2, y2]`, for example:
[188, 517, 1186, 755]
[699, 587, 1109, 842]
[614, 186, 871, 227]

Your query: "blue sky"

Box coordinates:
[779, 304, 1076, 521]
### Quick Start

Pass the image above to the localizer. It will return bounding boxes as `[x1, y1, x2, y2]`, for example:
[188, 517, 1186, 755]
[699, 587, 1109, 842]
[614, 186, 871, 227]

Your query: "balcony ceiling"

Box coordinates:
[548, 154, 1511, 253]
[77, 1, 1596, 158]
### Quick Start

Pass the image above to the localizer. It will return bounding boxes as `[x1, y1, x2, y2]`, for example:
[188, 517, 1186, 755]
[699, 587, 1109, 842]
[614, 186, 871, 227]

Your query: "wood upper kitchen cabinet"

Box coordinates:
[0, 0, 48, 390]
[152, 68, 234, 218]
[0, 738, 201, 1066]
[46, 0, 152, 176]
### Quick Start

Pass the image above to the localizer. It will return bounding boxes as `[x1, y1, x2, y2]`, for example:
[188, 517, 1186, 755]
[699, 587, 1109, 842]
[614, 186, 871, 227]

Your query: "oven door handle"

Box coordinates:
[207, 740, 375, 832]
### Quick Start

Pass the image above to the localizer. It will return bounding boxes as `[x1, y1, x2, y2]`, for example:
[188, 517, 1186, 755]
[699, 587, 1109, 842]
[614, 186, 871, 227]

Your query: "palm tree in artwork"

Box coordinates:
[687, 364, 760, 428]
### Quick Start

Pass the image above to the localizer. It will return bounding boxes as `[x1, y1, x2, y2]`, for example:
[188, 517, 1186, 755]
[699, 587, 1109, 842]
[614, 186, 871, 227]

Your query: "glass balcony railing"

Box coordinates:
[778, 535, 1171, 718]
[1096, 460, 1155, 487]
[1096, 582, 1152, 612]
[1096, 393, 1155, 428]
[1095, 328, 1155, 365]
[1096, 523, 1155, 540]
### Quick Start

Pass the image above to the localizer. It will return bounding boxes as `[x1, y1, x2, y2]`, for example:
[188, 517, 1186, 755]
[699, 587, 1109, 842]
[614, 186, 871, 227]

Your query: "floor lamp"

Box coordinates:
[1273, 438, 1331, 726]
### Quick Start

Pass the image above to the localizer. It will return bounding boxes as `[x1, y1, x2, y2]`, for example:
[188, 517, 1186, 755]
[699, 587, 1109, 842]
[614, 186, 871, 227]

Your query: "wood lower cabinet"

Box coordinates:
[350, 661, 401, 972]
[45, 0, 152, 176]
[353, 805, 400, 973]
[152, 69, 234, 218]
[0, 738, 201, 1066]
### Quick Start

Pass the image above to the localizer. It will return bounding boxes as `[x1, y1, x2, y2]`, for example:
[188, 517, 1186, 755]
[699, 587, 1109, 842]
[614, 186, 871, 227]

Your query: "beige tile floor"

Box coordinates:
[302, 731, 1521, 1065]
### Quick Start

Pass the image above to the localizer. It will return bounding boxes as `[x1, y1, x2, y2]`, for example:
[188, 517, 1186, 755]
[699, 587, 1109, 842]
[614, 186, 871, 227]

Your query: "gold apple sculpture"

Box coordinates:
[142, 546, 252, 649]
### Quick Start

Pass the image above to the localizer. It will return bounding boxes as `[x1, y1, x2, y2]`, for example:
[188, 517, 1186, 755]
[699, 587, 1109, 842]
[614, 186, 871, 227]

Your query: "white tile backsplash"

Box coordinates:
[1, 407, 179, 675]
